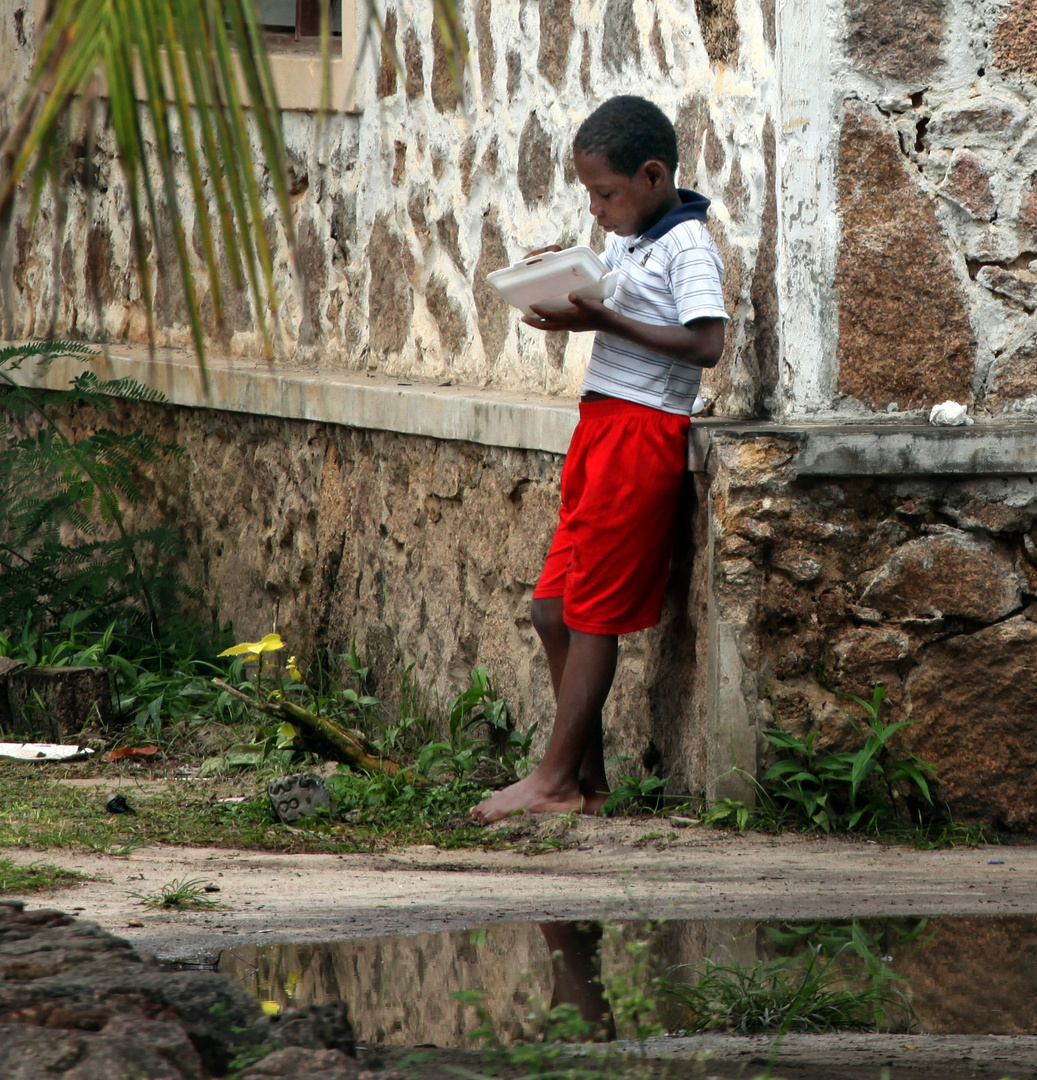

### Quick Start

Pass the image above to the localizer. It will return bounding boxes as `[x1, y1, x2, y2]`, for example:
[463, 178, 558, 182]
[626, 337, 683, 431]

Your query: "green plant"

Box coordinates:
[0, 858, 83, 893]
[664, 944, 912, 1035]
[0, 342, 186, 647]
[602, 923, 666, 1046]
[601, 761, 668, 816]
[130, 877, 220, 910]
[762, 685, 937, 833]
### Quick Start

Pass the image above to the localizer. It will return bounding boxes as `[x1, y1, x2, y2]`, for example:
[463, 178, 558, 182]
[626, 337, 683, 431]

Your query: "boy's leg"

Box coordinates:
[469, 611, 617, 824]
[529, 596, 611, 804]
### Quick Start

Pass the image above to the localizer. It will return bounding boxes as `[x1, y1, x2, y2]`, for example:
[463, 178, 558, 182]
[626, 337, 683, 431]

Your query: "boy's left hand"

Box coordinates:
[522, 295, 610, 334]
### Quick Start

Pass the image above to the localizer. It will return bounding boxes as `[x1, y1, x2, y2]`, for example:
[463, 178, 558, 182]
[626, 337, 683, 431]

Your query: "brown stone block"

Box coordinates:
[602, 0, 641, 75]
[367, 214, 414, 359]
[474, 0, 494, 97]
[694, 0, 739, 66]
[436, 210, 465, 271]
[649, 16, 669, 73]
[927, 100, 1027, 146]
[538, 0, 575, 88]
[675, 97, 705, 176]
[993, 0, 1037, 83]
[517, 113, 553, 205]
[986, 336, 1037, 404]
[473, 212, 511, 362]
[426, 277, 468, 356]
[431, 13, 462, 112]
[751, 116, 779, 408]
[860, 528, 1023, 623]
[835, 102, 974, 410]
[844, 0, 946, 80]
[905, 616, 1037, 830]
[976, 264, 1037, 311]
[376, 9, 399, 97]
[831, 627, 910, 671]
[1021, 176, 1037, 230]
[403, 26, 424, 98]
[940, 149, 996, 221]
[945, 498, 1037, 535]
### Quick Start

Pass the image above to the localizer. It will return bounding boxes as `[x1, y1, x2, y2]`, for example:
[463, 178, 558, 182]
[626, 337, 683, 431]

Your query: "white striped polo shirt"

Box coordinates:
[580, 191, 728, 416]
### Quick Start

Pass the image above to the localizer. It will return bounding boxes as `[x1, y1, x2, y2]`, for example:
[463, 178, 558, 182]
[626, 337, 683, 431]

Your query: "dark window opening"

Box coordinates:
[256, 0, 342, 39]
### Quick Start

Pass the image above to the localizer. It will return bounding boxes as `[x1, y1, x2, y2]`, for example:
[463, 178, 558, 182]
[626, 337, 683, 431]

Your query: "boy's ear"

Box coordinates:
[642, 159, 672, 187]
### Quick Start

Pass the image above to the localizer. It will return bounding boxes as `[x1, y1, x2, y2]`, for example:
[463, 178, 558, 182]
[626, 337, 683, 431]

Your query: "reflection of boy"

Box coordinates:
[471, 96, 728, 825]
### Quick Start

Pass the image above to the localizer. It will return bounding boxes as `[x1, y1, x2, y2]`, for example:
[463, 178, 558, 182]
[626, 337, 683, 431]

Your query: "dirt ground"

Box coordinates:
[7, 818, 1035, 956]
[6, 820, 1037, 1079]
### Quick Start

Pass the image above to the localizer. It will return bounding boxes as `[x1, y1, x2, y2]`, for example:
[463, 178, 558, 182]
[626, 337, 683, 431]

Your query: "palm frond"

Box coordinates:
[1, 1, 298, 377]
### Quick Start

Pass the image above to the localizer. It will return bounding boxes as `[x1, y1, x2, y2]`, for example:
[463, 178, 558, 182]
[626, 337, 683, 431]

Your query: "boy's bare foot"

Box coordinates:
[470, 773, 607, 824]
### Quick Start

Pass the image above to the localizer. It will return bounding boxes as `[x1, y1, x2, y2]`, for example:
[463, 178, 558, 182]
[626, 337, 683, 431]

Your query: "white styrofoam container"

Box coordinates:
[486, 246, 619, 315]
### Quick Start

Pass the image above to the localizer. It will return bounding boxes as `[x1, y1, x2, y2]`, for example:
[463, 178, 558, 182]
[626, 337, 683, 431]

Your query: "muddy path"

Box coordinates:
[6, 820, 1033, 959]
[7, 824, 1037, 1079]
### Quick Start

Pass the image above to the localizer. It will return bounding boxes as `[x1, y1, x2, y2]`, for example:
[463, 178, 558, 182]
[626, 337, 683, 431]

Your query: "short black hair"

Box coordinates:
[573, 96, 678, 177]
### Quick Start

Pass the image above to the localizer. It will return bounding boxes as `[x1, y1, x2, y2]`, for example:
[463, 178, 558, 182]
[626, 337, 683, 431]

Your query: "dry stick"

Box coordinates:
[211, 678, 409, 779]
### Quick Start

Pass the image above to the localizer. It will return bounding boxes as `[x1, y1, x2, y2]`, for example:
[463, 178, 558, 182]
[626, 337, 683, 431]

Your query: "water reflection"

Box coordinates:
[216, 915, 1037, 1046]
[540, 921, 615, 1041]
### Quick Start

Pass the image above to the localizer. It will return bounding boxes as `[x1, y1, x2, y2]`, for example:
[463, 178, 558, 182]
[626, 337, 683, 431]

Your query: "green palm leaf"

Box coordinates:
[2, 3, 471, 379]
[1, 0, 302, 382]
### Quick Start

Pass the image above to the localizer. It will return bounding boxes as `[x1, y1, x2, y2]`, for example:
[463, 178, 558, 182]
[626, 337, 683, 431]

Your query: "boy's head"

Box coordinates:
[572, 96, 682, 237]
[573, 96, 679, 177]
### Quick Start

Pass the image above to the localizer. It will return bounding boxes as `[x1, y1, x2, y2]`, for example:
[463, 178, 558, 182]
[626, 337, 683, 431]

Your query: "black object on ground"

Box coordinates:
[105, 794, 135, 815]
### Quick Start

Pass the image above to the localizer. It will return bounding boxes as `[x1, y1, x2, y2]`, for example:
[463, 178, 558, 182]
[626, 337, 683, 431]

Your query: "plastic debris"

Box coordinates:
[0, 742, 95, 762]
[106, 793, 136, 815]
[928, 400, 974, 426]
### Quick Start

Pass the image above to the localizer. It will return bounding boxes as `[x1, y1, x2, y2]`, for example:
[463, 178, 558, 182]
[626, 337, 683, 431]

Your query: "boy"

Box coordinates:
[471, 96, 728, 824]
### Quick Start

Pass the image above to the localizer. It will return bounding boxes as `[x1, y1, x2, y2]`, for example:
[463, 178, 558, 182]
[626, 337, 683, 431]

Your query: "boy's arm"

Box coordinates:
[523, 296, 726, 368]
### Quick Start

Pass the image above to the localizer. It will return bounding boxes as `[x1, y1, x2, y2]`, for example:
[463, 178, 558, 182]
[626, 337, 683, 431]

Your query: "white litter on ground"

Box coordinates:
[0, 742, 96, 761]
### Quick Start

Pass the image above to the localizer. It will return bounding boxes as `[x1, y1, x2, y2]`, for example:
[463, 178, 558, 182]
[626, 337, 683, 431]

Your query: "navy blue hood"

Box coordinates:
[638, 189, 711, 240]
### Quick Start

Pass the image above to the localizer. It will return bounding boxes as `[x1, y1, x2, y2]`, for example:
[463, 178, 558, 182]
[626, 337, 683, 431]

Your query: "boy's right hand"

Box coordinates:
[522, 245, 562, 259]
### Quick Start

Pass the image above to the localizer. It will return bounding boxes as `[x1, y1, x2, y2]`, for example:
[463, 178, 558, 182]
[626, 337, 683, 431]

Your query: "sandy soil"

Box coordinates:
[6, 818, 1033, 958]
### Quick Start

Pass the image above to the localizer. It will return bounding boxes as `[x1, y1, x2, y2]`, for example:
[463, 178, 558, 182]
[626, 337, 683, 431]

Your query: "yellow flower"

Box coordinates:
[286, 655, 302, 682]
[218, 633, 285, 662]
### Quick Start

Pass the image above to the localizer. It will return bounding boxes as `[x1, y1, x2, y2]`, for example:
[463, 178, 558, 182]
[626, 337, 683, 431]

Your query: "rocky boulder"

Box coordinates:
[0, 901, 362, 1079]
[860, 528, 1024, 623]
[905, 616, 1037, 831]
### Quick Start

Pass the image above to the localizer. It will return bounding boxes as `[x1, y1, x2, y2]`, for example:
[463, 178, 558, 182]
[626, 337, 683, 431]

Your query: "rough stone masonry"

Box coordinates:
[3, 0, 1037, 826]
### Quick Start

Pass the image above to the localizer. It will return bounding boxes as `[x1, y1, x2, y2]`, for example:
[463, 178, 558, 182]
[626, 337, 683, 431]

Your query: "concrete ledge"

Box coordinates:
[5, 345, 579, 457]
[13, 345, 1037, 476]
[689, 419, 1037, 476]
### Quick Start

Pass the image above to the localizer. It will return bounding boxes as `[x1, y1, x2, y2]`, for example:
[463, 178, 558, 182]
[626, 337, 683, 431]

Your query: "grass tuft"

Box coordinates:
[0, 857, 84, 894]
[130, 876, 220, 910]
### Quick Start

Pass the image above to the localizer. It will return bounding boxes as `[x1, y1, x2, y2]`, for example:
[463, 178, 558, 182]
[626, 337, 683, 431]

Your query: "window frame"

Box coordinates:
[31, 0, 362, 113]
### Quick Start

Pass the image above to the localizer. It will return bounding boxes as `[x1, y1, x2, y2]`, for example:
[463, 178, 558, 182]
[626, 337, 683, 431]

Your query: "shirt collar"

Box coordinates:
[634, 189, 711, 244]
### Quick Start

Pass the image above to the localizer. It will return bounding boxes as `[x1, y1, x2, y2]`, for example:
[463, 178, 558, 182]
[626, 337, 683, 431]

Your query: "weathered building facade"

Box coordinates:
[3, 0, 1037, 827]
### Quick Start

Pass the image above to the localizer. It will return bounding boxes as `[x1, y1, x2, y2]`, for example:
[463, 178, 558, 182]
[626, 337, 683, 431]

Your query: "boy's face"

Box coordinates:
[574, 150, 673, 238]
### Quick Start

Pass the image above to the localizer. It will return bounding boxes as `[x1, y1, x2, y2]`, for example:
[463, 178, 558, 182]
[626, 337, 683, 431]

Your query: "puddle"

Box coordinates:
[214, 916, 1037, 1046]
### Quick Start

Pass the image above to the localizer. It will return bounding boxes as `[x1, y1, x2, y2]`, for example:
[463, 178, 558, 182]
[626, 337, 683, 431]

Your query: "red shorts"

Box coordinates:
[534, 398, 690, 635]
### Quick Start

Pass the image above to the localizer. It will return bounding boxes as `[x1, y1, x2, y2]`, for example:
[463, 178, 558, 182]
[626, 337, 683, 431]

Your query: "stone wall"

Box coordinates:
[0, 0, 778, 419]
[700, 426, 1037, 831]
[822, 0, 1037, 419]
[78, 396, 705, 792]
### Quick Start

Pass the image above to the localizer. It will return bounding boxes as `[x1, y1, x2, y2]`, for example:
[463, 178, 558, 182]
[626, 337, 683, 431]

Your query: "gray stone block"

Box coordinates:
[267, 774, 333, 824]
